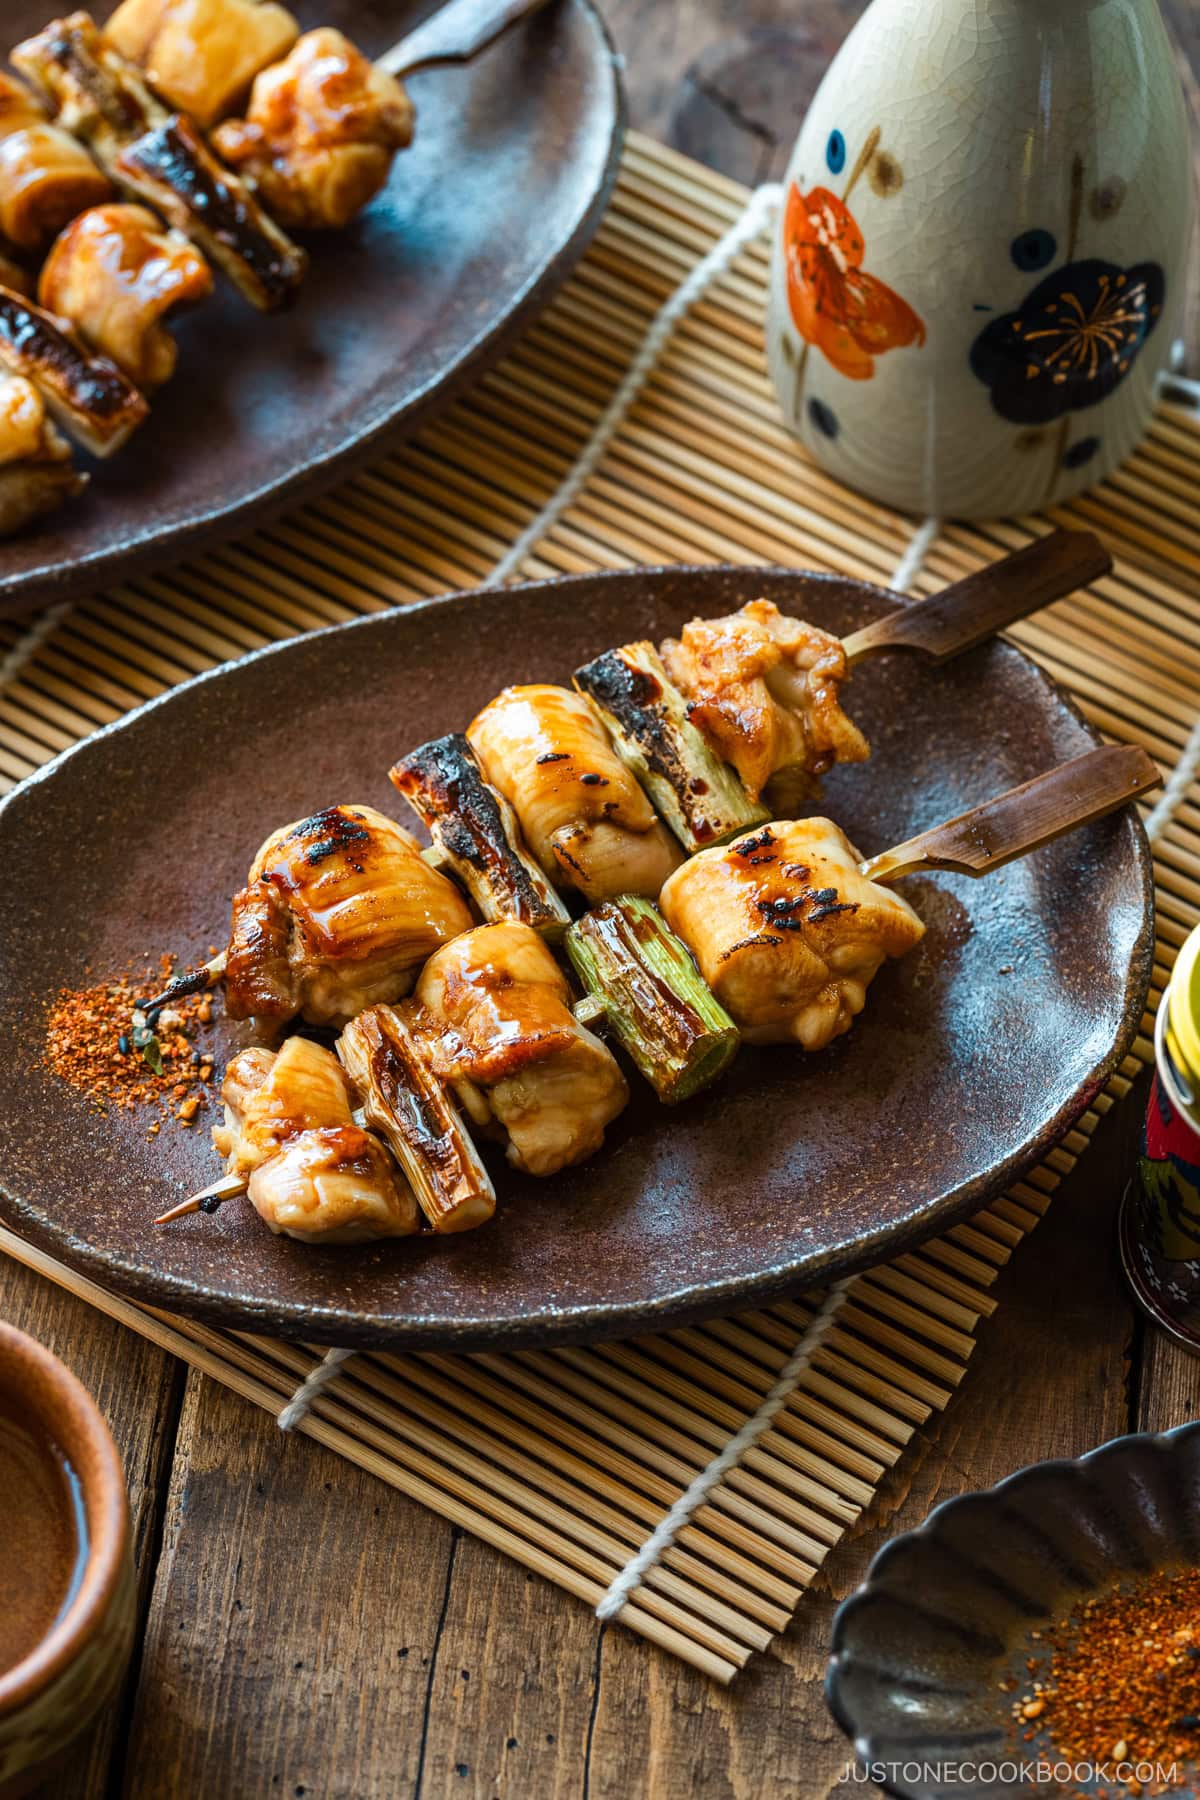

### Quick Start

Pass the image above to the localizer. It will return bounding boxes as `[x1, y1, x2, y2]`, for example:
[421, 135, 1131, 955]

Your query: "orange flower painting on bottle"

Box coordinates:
[782, 181, 926, 381]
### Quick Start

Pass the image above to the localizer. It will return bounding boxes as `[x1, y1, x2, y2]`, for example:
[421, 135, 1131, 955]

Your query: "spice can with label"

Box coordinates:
[1120, 924, 1200, 1352]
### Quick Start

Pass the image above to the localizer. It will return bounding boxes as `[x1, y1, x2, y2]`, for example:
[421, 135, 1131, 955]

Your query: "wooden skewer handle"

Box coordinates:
[378, 0, 559, 76]
[861, 744, 1161, 885]
[841, 529, 1112, 667]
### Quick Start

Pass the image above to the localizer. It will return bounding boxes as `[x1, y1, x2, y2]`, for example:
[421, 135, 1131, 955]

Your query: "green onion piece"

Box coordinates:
[566, 895, 740, 1105]
[574, 641, 768, 851]
[337, 1005, 496, 1234]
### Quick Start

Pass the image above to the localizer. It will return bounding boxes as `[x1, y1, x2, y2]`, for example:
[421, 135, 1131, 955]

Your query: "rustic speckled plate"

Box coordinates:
[0, 565, 1154, 1348]
[0, 0, 623, 617]
[826, 1424, 1200, 1800]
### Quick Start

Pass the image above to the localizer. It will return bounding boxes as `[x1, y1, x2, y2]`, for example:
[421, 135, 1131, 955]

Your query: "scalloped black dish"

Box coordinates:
[827, 1424, 1200, 1799]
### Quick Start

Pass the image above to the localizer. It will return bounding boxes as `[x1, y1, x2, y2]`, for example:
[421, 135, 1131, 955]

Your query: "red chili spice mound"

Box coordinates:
[1014, 1567, 1200, 1783]
[44, 956, 217, 1134]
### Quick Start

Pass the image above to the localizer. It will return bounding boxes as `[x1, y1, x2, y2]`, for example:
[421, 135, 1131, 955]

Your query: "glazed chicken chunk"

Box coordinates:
[39, 203, 213, 389]
[413, 922, 629, 1177]
[468, 684, 683, 904]
[212, 1036, 419, 1242]
[213, 28, 414, 230]
[0, 70, 111, 252]
[0, 365, 86, 536]
[661, 600, 870, 804]
[659, 819, 925, 1051]
[224, 802, 473, 1028]
[105, 0, 300, 128]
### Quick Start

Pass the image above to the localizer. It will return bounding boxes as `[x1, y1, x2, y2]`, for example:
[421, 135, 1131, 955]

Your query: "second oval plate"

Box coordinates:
[0, 565, 1153, 1348]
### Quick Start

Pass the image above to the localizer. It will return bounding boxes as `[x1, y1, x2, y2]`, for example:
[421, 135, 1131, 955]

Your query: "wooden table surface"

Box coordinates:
[6, 5, 1200, 1796]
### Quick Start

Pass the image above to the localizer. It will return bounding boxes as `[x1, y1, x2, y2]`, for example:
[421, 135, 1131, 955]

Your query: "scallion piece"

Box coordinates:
[565, 895, 740, 1104]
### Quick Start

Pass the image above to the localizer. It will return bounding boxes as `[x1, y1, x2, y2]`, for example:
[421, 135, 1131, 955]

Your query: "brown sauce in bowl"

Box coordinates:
[0, 1390, 87, 1676]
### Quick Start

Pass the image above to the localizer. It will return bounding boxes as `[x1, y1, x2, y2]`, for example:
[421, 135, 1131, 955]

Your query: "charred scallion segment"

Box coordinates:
[574, 642, 768, 852]
[565, 895, 739, 1104]
[337, 1003, 496, 1235]
[390, 733, 570, 940]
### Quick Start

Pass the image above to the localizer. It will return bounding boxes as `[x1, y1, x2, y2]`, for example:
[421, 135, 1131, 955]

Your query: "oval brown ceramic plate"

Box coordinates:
[0, 0, 623, 618]
[0, 566, 1154, 1348]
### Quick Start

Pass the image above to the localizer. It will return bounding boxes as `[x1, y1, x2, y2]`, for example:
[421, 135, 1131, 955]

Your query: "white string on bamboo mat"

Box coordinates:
[0, 598, 72, 699]
[277, 1346, 356, 1432]
[595, 1279, 853, 1622]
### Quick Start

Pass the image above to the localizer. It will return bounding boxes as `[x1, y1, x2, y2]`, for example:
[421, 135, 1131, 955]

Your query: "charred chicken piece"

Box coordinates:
[105, 0, 299, 129]
[0, 364, 86, 536]
[661, 600, 870, 805]
[224, 802, 473, 1029]
[659, 819, 925, 1051]
[467, 684, 683, 905]
[0, 69, 111, 252]
[40, 202, 212, 389]
[212, 28, 413, 231]
[414, 921, 628, 1178]
[390, 732, 570, 940]
[338, 1005, 495, 1234]
[0, 283, 148, 457]
[213, 1036, 420, 1242]
[14, 13, 307, 311]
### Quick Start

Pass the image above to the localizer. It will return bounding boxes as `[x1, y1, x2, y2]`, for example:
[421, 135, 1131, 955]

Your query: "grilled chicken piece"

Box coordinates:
[213, 28, 413, 231]
[661, 600, 870, 804]
[659, 819, 925, 1051]
[212, 1036, 419, 1242]
[0, 70, 111, 252]
[105, 0, 299, 129]
[0, 284, 148, 457]
[14, 13, 307, 311]
[468, 684, 683, 904]
[224, 802, 473, 1029]
[40, 202, 212, 389]
[414, 922, 628, 1177]
[0, 365, 86, 536]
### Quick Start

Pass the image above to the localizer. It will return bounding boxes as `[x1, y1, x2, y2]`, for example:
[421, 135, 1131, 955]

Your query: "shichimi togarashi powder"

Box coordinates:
[1013, 1566, 1200, 1791]
[44, 955, 218, 1134]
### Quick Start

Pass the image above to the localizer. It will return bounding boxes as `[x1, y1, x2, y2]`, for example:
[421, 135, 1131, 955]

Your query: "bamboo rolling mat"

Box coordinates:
[2, 132, 1198, 1681]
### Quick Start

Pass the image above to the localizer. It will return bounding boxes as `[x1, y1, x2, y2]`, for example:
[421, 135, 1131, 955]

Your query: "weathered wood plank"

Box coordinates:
[0, 1257, 182, 1799]
[120, 1370, 457, 1800]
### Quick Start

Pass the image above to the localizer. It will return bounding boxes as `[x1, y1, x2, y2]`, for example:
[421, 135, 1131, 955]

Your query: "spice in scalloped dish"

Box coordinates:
[43, 955, 217, 1136]
[1012, 1567, 1200, 1788]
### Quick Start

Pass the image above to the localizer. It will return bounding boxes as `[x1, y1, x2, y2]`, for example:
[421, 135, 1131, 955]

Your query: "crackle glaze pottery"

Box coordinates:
[0, 1324, 134, 1799]
[767, 0, 1194, 519]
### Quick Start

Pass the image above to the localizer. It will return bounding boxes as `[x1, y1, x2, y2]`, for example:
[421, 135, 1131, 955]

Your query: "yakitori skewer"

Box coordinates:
[660, 744, 1160, 1052]
[582, 529, 1113, 844]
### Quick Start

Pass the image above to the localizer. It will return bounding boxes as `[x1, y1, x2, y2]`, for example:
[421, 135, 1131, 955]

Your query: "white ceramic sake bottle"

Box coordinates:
[766, 0, 1194, 519]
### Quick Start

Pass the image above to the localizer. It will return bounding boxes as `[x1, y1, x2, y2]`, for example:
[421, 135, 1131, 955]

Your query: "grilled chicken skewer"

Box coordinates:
[660, 744, 1160, 1053]
[157, 1036, 420, 1241]
[13, 13, 307, 311]
[583, 530, 1113, 846]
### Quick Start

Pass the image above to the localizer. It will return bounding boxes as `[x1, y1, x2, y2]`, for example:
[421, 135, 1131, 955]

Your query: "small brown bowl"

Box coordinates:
[0, 1323, 134, 1799]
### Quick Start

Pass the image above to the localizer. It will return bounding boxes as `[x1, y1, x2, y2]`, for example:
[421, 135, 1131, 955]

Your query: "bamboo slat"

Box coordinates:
[1, 133, 1197, 1681]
